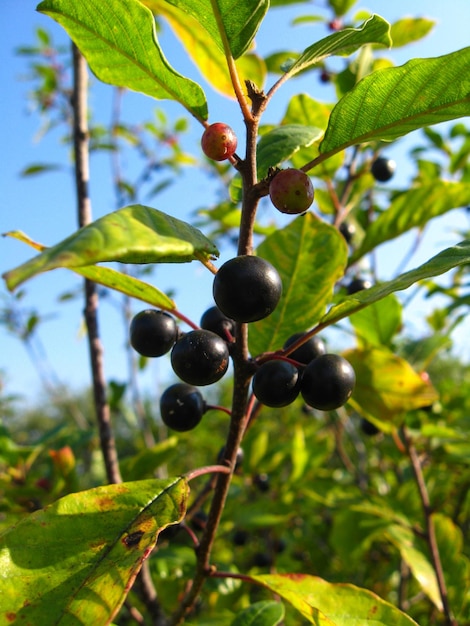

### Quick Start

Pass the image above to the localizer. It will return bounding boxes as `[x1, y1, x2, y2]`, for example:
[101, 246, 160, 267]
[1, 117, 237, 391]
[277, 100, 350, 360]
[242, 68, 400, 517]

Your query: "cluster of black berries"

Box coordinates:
[252, 333, 355, 411]
[130, 253, 355, 433]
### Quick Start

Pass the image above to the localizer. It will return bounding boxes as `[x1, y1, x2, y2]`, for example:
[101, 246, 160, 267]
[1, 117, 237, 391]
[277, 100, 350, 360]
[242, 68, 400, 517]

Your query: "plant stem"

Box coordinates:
[71, 43, 122, 486]
[403, 429, 457, 626]
[73, 44, 165, 624]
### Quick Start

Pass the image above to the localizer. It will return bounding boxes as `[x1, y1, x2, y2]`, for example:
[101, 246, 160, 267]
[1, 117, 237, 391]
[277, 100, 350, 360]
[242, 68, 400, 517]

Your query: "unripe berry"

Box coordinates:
[213, 255, 282, 323]
[269, 168, 314, 215]
[201, 122, 237, 161]
[130, 309, 178, 357]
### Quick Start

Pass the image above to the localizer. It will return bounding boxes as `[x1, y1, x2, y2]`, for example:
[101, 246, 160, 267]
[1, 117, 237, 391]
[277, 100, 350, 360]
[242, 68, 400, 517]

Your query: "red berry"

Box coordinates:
[201, 122, 237, 161]
[269, 169, 314, 215]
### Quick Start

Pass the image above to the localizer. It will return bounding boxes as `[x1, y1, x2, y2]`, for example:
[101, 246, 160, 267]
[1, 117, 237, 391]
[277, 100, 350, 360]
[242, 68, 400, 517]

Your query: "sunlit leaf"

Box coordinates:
[389, 17, 435, 48]
[319, 240, 470, 328]
[143, 0, 266, 97]
[0, 477, 188, 624]
[327, 0, 357, 17]
[344, 347, 438, 429]
[3, 205, 218, 291]
[20, 163, 62, 176]
[286, 15, 391, 78]
[385, 525, 442, 609]
[37, 0, 207, 121]
[320, 47, 470, 157]
[257, 125, 323, 178]
[349, 293, 402, 348]
[250, 214, 347, 356]
[352, 181, 470, 262]
[250, 573, 419, 625]
[160, 0, 269, 59]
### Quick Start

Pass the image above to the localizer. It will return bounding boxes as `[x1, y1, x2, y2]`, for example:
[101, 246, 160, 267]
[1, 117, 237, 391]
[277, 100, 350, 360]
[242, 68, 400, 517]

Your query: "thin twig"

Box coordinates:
[403, 428, 457, 626]
[71, 43, 122, 486]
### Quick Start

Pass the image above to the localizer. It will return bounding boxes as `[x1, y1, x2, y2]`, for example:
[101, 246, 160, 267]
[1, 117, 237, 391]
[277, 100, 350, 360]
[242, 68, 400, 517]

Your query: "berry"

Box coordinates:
[328, 18, 343, 31]
[361, 418, 380, 436]
[190, 510, 208, 532]
[200, 306, 235, 341]
[201, 122, 237, 161]
[283, 333, 326, 365]
[253, 472, 270, 493]
[252, 360, 301, 407]
[339, 221, 356, 244]
[301, 353, 355, 411]
[130, 309, 178, 357]
[233, 529, 249, 546]
[160, 383, 206, 432]
[319, 69, 331, 83]
[218, 445, 244, 473]
[347, 278, 372, 295]
[213, 255, 282, 323]
[269, 168, 314, 215]
[371, 156, 396, 182]
[171, 330, 229, 386]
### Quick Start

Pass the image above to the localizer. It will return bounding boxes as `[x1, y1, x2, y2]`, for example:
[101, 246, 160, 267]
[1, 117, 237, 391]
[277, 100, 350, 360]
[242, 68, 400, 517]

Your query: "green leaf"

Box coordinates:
[3, 205, 218, 291]
[0, 477, 188, 624]
[120, 438, 179, 481]
[143, 0, 266, 97]
[286, 15, 391, 79]
[257, 125, 323, 178]
[344, 347, 438, 428]
[433, 514, 470, 617]
[349, 293, 402, 348]
[327, 0, 357, 17]
[20, 163, 62, 176]
[319, 240, 470, 329]
[250, 573, 419, 625]
[231, 600, 285, 626]
[320, 47, 470, 157]
[160, 0, 269, 59]
[352, 181, 470, 262]
[250, 214, 348, 356]
[37, 0, 207, 121]
[389, 17, 435, 48]
[385, 525, 442, 610]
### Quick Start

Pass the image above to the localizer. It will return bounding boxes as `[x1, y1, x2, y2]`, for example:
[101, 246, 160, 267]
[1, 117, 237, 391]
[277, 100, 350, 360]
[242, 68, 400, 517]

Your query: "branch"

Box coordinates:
[71, 43, 122, 486]
[403, 429, 458, 626]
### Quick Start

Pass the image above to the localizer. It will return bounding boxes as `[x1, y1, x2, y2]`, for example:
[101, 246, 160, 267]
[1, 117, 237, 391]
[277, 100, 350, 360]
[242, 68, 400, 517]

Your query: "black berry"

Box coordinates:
[253, 472, 270, 493]
[269, 168, 314, 215]
[201, 122, 237, 161]
[252, 360, 301, 407]
[339, 221, 356, 244]
[361, 418, 380, 436]
[200, 306, 235, 341]
[371, 156, 396, 182]
[301, 353, 355, 411]
[283, 333, 326, 365]
[130, 309, 178, 357]
[160, 383, 206, 432]
[347, 278, 372, 294]
[171, 330, 229, 386]
[213, 255, 282, 323]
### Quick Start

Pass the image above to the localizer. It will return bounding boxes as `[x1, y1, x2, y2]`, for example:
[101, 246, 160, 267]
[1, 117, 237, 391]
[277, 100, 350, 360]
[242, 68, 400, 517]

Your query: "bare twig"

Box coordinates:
[71, 43, 122, 485]
[403, 429, 457, 626]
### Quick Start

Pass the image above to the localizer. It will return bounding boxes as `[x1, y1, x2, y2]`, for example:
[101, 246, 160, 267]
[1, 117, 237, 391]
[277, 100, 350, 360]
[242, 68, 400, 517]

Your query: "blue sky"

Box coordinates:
[1, 0, 469, 407]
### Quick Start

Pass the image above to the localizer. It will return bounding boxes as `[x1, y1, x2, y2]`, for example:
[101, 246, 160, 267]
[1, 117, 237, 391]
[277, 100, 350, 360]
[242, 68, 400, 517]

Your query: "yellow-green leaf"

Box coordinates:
[0, 477, 188, 624]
